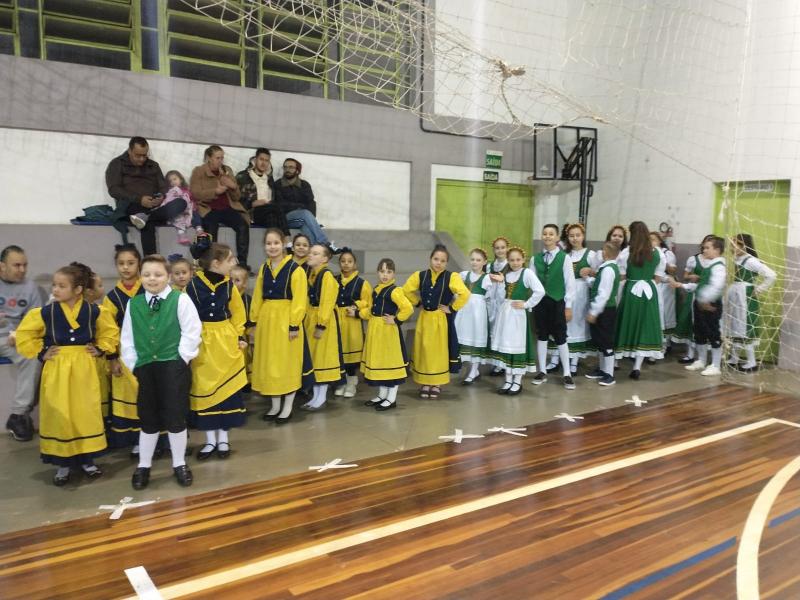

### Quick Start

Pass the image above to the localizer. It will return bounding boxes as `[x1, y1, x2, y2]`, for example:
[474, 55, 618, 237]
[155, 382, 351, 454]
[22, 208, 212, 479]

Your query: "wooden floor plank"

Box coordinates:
[0, 384, 798, 599]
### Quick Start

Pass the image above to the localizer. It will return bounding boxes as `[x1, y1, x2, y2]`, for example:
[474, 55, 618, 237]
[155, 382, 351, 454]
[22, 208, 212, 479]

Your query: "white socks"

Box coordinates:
[695, 344, 708, 366]
[537, 340, 549, 374]
[502, 370, 513, 389]
[710, 347, 722, 369]
[56, 466, 70, 478]
[138, 432, 159, 469]
[268, 396, 281, 416]
[512, 374, 522, 385]
[217, 429, 229, 445]
[279, 392, 296, 418]
[633, 355, 644, 371]
[346, 375, 358, 387]
[467, 362, 480, 379]
[686, 342, 696, 360]
[603, 355, 615, 376]
[205, 430, 217, 446]
[383, 386, 398, 405]
[307, 384, 328, 409]
[742, 343, 757, 368]
[168, 430, 188, 468]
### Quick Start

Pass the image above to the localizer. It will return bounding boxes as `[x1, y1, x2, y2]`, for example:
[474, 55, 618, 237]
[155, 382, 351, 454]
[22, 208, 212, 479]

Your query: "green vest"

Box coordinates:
[129, 290, 182, 368]
[505, 270, 532, 301]
[533, 249, 566, 301]
[735, 256, 756, 284]
[464, 272, 488, 296]
[698, 258, 725, 300]
[590, 262, 620, 309]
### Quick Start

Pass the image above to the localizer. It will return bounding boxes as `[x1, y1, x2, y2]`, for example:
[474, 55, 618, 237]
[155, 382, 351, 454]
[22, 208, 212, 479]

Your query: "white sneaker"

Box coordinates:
[130, 213, 148, 230]
[343, 384, 357, 398]
[701, 365, 722, 376]
[333, 385, 346, 397]
[685, 360, 706, 371]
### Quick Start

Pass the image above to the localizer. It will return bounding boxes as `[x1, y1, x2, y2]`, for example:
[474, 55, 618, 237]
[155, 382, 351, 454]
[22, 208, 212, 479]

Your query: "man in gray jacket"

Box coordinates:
[1, 246, 44, 441]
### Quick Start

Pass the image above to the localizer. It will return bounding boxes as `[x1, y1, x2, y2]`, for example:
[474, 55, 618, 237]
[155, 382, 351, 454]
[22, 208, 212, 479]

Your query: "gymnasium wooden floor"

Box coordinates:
[1, 384, 798, 599]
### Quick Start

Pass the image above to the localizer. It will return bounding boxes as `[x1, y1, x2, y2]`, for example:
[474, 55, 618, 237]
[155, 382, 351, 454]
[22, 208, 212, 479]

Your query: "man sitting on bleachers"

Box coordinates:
[1, 245, 44, 442]
[106, 136, 186, 255]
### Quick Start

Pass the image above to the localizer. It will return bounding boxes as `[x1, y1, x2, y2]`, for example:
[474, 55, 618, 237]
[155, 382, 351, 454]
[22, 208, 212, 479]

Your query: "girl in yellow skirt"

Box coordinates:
[187, 237, 248, 460]
[302, 244, 344, 410]
[402, 245, 471, 398]
[103, 244, 145, 455]
[334, 249, 371, 398]
[361, 258, 414, 411]
[85, 272, 111, 421]
[16, 263, 119, 486]
[250, 228, 310, 424]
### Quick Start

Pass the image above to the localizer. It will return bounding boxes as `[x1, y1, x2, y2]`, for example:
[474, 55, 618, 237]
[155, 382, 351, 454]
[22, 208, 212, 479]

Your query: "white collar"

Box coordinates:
[598, 259, 616, 269]
[145, 287, 171, 302]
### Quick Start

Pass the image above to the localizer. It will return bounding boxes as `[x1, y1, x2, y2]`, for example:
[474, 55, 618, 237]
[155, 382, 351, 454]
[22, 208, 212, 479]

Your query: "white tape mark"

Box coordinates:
[99, 497, 156, 520]
[554, 413, 584, 423]
[438, 428, 485, 443]
[736, 454, 800, 600]
[487, 426, 528, 437]
[625, 395, 647, 407]
[308, 458, 358, 473]
[125, 566, 164, 600]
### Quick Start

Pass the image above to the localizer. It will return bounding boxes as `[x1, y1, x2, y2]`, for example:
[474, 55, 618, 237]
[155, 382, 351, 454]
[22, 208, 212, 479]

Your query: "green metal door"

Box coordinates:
[714, 180, 789, 362]
[435, 179, 534, 256]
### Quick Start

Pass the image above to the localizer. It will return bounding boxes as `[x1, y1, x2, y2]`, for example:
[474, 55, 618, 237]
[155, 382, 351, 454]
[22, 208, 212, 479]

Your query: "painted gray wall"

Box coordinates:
[0, 55, 534, 232]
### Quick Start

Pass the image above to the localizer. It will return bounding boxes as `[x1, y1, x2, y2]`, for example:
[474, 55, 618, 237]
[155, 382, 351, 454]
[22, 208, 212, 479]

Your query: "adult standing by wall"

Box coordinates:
[106, 136, 185, 255]
[0, 245, 44, 441]
[190, 145, 251, 271]
[274, 158, 337, 250]
[236, 148, 288, 233]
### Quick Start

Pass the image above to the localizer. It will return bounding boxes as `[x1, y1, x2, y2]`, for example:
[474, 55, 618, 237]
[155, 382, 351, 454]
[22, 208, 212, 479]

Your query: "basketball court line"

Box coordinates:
[126, 417, 800, 599]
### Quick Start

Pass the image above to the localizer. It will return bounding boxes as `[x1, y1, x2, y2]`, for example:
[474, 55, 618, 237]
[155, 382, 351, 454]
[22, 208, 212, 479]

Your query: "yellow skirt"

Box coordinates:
[243, 325, 254, 382]
[95, 356, 111, 418]
[111, 362, 139, 420]
[251, 299, 305, 396]
[361, 315, 408, 383]
[305, 307, 344, 384]
[412, 310, 451, 385]
[39, 346, 107, 458]
[191, 320, 247, 412]
[336, 306, 364, 365]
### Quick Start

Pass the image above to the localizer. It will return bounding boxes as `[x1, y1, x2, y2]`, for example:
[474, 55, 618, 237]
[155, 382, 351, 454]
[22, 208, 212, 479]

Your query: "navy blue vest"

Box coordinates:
[419, 270, 455, 311]
[336, 274, 365, 307]
[309, 267, 334, 308]
[260, 260, 299, 301]
[371, 284, 400, 317]
[41, 301, 100, 347]
[187, 275, 232, 322]
[107, 284, 144, 327]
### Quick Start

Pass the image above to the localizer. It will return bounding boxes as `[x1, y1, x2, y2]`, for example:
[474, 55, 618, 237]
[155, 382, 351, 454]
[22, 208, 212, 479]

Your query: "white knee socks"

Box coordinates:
[217, 429, 229, 445]
[138, 432, 159, 469]
[279, 392, 296, 418]
[268, 396, 281, 416]
[603, 355, 615, 376]
[468, 362, 480, 379]
[558, 344, 571, 377]
[633, 355, 644, 371]
[742, 343, 757, 369]
[168, 430, 188, 468]
[537, 340, 549, 374]
[695, 344, 708, 366]
[710, 347, 722, 369]
[205, 430, 217, 446]
[307, 384, 329, 409]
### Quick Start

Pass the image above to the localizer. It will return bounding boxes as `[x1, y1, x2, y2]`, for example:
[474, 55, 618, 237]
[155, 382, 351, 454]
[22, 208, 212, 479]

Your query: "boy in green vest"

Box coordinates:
[671, 236, 726, 376]
[530, 224, 577, 389]
[585, 242, 621, 386]
[121, 254, 202, 490]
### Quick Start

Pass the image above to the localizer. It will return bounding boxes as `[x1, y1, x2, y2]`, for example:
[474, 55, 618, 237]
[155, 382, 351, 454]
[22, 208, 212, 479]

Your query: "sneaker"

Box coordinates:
[343, 384, 357, 398]
[563, 376, 576, 390]
[531, 372, 547, 385]
[598, 374, 616, 386]
[130, 213, 148, 230]
[6, 414, 33, 441]
[545, 362, 560, 374]
[701, 365, 722, 377]
[329, 242, 344, 255]
[584, 368, 605, 380]
[685, 360, 706, 371]
[334, 385, 346, 397]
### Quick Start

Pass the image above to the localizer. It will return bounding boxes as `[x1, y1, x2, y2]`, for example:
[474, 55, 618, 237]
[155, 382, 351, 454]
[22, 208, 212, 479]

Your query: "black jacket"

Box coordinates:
[105, 152, 166, 216]
[274, 178, 316, 216]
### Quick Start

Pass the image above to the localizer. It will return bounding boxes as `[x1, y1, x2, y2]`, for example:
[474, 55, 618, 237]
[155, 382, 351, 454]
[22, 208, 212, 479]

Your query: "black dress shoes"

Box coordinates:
[173, 465, 194, 487]
[132, 467, 150, 490]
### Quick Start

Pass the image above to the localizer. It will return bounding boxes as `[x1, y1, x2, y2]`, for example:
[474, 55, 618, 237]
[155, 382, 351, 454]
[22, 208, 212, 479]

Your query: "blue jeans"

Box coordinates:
[285, 209, 328, 245]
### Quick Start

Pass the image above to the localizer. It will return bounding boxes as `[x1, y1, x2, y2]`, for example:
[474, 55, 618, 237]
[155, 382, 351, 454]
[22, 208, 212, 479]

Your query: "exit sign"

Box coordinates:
[483, 170, 499, 182]
[485, 150, 503, 169]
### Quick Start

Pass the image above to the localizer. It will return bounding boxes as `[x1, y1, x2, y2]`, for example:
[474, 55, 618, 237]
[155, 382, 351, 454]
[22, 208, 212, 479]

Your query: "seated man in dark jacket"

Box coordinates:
[273, 158, 333, 247]
[235, 147, 288, 234]
[105, 136, 186, 255]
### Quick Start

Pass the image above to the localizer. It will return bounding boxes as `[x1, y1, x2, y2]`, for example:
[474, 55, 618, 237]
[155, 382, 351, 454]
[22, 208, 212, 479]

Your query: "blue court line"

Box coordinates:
[601, 504, 800, 600]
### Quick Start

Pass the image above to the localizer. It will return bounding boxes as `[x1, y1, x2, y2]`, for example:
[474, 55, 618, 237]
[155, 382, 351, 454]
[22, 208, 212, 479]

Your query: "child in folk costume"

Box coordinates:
[725, 234, 777, 373]
[301, 244, 344, 410]
[487, 236, 511, 376]
[650, 231, 678, 354]
[250, 228, 310, 424]
[489, 247, 545, 395]
[122, 255, 202, 490]
[85, 272, 111, 421]
[562, 223, 595, 374]
[615, 221, 667, 380]
[672, 236, 727, 376]
[103, 244, 145, 454]
[16, 263, 119, 486]
[673, 234, 714, 365]
[291, 233, 311, 276]
[456, 248, 493, 385]
[169, 255, 194, 293]
[187, 238, 248, 460]
[334, 249, 371, 398]
[230, 264, 254, 390]
[361, 258, 414, 411]
[402, 245, 471, 398]
[584, 243, 621, 386]
[530, 224, 577, 390]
